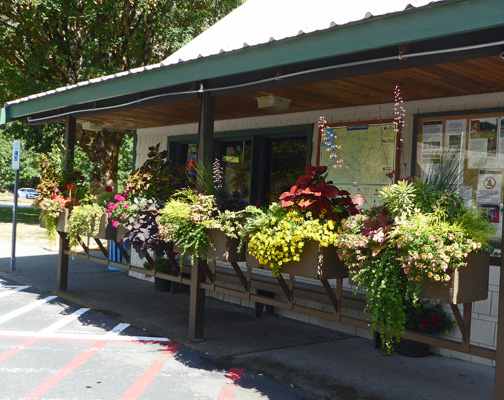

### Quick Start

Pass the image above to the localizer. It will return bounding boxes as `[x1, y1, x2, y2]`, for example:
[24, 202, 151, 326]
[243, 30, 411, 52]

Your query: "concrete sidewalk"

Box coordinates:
[0, 240, 496, 400]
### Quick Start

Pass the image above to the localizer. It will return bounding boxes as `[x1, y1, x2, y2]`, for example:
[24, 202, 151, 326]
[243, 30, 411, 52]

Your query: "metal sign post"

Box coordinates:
[11, 140, 21, 272]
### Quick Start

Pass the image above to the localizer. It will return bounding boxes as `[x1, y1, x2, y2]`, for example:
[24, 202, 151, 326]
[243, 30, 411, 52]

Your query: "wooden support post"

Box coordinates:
[57, 232, 69, 291]
[196, 92, 215, 171]
[188, 257, 206, 341]
[494, 212, 504, 399]
[186, 90, 214, 339]
[56, 116, 76, 291]
[494, 264, 504, 398]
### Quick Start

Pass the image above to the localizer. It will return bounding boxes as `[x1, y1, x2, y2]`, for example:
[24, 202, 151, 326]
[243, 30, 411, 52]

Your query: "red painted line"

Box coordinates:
[0, 338, 38, 363]
[217, 367, 245, 400]
[22, 341, 107, 400]
[121, 342, 180, 400]
[0, 331, 170, 344]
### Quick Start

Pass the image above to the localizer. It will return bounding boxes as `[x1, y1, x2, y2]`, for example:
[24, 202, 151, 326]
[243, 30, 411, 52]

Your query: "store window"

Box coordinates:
[220, 141, 252, 202]
[169, 125, 312, 206]
[415, 113, 504, 249]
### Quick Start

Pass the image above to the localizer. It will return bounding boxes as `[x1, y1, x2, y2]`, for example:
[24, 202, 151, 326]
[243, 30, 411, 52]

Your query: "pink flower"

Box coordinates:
[114, 194, 126, 202]
[123, 204, 128, 209]
[112, 220, 119, 228]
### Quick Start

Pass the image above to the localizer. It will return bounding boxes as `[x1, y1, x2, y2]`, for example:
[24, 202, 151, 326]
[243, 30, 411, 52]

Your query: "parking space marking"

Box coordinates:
[0, 285, 30, 298]
[120, 342, 181, 400]
[218, 368, 245, 400]
[21, 341, 108, 400]
[0, 296, 57, 325]
[105, 322, 131, 336]
[40, 308, 90, 333]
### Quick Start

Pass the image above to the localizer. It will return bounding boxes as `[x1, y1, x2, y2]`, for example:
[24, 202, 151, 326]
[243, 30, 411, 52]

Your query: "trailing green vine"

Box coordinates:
[67, 204, 105, 254]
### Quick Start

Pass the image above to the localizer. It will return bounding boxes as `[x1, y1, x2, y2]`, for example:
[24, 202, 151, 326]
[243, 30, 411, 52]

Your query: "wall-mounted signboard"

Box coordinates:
[318, 120, 399, 208]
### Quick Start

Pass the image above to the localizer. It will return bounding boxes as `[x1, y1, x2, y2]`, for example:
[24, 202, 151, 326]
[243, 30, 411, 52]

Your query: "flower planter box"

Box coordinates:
[56, 209, 70, 233]
[95, 213, 108, 239]
[105, 220, 128, 242]
[421, 252, 490, 304]
[173, 229, 245, 262]
[207, 229, 245, 262]
[246, 240, 348, 280]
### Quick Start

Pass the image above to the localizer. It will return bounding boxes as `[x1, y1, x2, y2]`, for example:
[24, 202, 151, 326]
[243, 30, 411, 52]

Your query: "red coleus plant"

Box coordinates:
[279, 165, 359, 220]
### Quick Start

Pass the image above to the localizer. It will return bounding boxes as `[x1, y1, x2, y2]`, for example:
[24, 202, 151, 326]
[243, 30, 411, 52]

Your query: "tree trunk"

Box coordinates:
[76, 128, 125, 190]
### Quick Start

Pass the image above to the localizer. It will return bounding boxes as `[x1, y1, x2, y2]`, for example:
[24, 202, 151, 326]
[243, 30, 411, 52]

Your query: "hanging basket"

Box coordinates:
[421, 252, 490, 304]
[246, 240, 348, 280]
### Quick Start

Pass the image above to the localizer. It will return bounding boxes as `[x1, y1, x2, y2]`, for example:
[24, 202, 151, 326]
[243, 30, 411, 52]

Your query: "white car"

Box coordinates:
[18, 188, 41, 199]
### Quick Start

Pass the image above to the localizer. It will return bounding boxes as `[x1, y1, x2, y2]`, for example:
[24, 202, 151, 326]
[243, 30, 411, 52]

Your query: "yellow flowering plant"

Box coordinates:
[246, 165, 359, 277]
[247, 204, 342, 276]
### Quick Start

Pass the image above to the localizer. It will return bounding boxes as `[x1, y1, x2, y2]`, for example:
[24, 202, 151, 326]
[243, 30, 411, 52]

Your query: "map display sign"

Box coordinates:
[319, 122, 397, 207]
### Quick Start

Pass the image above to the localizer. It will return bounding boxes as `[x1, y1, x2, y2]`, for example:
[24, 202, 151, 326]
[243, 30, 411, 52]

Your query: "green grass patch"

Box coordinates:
[0, 206, 40, 224]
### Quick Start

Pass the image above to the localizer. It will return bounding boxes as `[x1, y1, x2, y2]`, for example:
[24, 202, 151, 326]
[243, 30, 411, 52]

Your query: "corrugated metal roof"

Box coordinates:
[162, 0, 446, 65]
[5, 0, 448, 107]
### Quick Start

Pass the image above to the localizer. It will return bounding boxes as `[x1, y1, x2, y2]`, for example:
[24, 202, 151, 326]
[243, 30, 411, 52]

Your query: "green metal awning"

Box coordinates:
[2, 0, 503, 125]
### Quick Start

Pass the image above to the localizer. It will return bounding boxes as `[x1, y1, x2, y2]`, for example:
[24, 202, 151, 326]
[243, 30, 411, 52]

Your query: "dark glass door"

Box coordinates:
[263, 138, 307, 205]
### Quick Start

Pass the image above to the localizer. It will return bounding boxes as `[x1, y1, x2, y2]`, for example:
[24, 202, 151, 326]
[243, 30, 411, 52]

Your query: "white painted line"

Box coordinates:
[40, 308, 90, 333]
[0, 296, 58, 325]
[0, 286, 30, 298]
[0, 330, 171, 343]
[105, 323, 130, 336]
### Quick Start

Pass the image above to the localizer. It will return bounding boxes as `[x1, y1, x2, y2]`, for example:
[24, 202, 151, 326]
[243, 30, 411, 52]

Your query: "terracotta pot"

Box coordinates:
[246, 240, 348, 280]
[421, 252, 490, 304]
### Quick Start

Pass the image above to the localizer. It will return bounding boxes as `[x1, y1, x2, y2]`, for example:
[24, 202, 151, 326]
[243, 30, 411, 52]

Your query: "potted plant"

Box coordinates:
[106, 144, 188, 247]
[67, 203, 107, 253]
[65, 185, 116, 253]
[157, 160, 250, 263]
[337, 179, 493, 354]
[374, 300, 454, 357]
[34, 144, 88, 245]
[143, 258, 173, 292]
[246, 165, 359, 278]
[156, 188, 217, 263]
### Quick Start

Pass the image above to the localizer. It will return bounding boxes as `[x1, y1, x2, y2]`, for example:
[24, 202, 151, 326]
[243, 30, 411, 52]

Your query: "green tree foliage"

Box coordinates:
[0, 0, 244, 104]
[0, 0, 243, 189]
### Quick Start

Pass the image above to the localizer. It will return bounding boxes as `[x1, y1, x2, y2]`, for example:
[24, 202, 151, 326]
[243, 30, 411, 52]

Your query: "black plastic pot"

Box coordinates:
[154, 277, 171, 292]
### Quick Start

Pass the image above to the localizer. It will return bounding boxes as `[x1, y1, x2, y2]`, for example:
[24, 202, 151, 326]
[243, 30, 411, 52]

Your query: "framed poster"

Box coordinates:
[318, 120, 399, 208]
